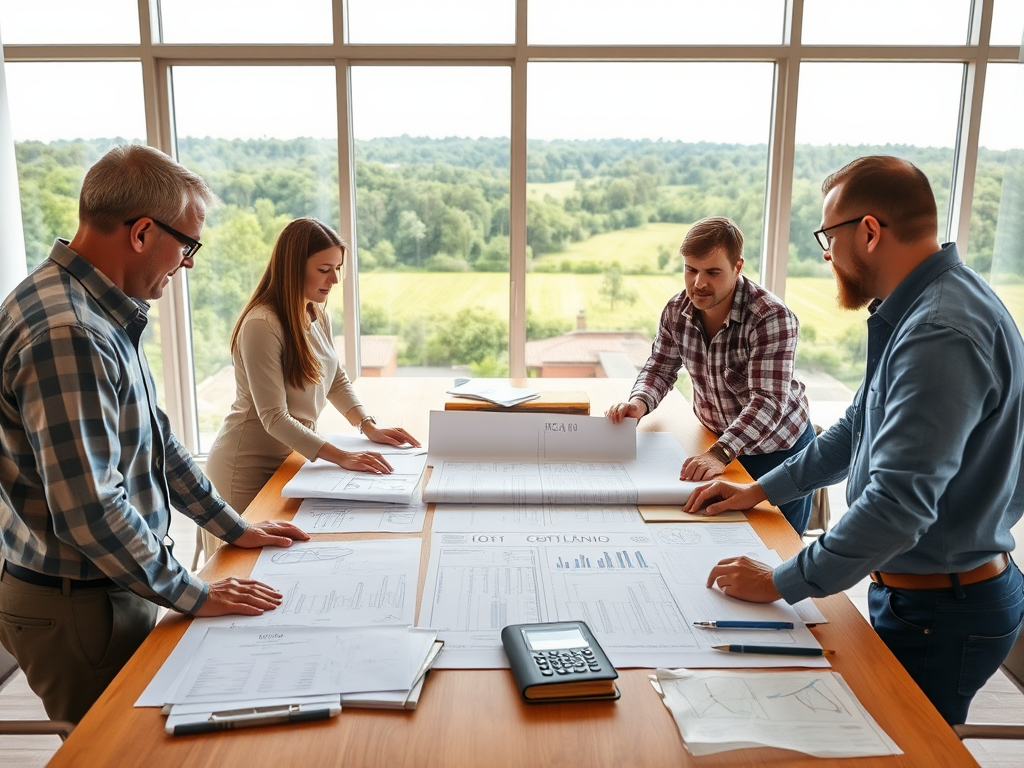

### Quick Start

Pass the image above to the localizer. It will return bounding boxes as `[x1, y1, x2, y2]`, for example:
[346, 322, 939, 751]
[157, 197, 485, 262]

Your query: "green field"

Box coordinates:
[532, 222, 691, 272]
[358, 271, 865, 341]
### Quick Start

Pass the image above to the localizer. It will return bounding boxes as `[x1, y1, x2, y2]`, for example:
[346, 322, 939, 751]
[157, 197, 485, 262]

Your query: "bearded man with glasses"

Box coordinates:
[686, 155, 1024, 726]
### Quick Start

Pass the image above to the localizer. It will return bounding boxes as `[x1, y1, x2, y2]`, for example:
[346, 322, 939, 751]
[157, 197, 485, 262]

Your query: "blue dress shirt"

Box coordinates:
[761, 244, 1024, 603]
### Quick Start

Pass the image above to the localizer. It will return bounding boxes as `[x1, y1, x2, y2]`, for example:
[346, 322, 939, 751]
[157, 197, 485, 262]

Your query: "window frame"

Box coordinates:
[1, 0, 1017, 452]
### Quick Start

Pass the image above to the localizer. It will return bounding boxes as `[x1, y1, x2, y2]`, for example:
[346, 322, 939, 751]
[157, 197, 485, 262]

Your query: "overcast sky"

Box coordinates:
[2, 0, 1022, 149]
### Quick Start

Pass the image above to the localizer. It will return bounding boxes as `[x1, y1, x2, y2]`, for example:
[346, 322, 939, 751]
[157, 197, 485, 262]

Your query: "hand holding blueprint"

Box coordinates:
[424, 411, 699, 505]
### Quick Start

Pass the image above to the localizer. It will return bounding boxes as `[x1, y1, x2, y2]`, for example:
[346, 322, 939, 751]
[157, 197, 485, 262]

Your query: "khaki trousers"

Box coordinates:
[0, 567, 158, 723]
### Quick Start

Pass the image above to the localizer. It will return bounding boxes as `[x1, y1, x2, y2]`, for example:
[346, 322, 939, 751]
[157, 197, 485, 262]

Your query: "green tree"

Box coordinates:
[599, 263, 639, 310]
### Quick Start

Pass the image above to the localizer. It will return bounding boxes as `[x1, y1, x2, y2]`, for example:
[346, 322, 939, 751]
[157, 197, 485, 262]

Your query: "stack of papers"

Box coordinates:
[446, 379, 540, 408]
[282, 435, 427, 504]
[652, 668, 902, 758]
[161, 625, 443, 734]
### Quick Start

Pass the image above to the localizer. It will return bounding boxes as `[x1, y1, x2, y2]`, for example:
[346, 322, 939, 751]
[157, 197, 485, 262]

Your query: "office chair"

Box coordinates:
[0, 644, 75, 740]
[954, 631, 1024, 740]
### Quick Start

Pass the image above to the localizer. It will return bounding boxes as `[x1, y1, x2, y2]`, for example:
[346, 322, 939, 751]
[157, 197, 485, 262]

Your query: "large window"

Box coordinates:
[970, 62, 1024, 329]
[786, 62, 964, 405]
[524, 62, 774, 384]
[351, 66, 511, 377]
[171, 65, 340, 449]
[1, 0, 1020, 451]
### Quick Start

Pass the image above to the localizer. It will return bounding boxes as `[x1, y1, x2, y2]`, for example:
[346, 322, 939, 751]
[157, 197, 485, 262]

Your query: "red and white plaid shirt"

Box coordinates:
[630, 275, 809, 457]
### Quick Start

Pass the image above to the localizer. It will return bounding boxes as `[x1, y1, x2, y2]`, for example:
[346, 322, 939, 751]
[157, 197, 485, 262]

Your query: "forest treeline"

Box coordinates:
[13, 135, 1022, 383]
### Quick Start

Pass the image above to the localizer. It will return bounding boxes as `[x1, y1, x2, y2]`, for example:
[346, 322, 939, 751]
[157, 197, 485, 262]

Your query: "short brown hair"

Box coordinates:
[232, 217, 346, 389]
[78, 144, 216, 232]
[822, 156, 937, 244]
[680, 216, 744, 265]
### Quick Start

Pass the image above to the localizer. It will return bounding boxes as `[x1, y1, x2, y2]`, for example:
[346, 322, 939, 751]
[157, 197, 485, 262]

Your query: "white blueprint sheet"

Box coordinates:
[431, 503, 647, 533]
[282, 453, 426, 503]
[426, 410, 636, 463]
[137, 538, 421, 707]
[292, 498, 427, 533]
[418, 525, 826, 670]
[655, 669, 901, 758]
[167, 625, 414, 704]
[424, 431, 698, 505]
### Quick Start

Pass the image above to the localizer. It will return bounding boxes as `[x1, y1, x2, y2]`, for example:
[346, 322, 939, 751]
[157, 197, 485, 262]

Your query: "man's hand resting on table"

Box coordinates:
[682, 480, 767, 516]
[706, 556, 781, 603]
[194, 577, 286, 617]
[194, 522, 308, 617]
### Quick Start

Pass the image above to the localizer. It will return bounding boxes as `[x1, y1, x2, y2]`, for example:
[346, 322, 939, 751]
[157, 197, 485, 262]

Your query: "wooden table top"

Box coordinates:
[47, 378, 978, 767]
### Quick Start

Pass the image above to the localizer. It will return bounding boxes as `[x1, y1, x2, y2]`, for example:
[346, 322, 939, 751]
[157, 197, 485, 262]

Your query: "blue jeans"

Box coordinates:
[868, 559, 1024, 725]
[737, 421, 816, 535]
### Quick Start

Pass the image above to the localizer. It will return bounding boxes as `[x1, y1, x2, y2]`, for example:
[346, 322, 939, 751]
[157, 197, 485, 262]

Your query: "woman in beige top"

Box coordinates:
[204, 218, 419, 553]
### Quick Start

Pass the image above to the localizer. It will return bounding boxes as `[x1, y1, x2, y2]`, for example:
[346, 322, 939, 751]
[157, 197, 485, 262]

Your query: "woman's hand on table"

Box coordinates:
[682, 479, 767, 516]
[232, 520, 310, 549]
[318, 442, 394, 474]
[363, 423, 421, 448]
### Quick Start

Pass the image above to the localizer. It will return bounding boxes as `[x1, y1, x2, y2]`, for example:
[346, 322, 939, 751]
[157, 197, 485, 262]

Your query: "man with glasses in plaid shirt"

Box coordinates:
[0, 145, 308, 723]
[607, 216, 815, 533]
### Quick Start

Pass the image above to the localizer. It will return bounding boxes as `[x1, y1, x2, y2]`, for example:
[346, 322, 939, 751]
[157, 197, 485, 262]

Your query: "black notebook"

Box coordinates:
[501, 621, 619, 703]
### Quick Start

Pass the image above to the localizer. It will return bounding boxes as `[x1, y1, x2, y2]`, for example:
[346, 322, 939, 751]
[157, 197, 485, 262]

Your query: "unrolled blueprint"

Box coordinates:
[292, 498, 426, 533]
[431, 503, 648, 533]
[418, 525, 826, 670]
[425, 429, 698, 505]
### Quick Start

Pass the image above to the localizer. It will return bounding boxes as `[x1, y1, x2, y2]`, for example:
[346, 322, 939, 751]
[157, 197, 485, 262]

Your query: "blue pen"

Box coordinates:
[693, 620, 794, 630]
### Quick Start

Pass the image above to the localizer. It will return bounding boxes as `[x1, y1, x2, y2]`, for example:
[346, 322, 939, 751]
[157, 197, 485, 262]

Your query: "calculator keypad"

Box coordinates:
[532, 650, 602, 675]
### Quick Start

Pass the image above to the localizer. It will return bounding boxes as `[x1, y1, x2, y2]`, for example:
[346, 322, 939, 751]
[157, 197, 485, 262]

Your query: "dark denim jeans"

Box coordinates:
[868, 558, 1024, 725]
[737, 420, 816, 535]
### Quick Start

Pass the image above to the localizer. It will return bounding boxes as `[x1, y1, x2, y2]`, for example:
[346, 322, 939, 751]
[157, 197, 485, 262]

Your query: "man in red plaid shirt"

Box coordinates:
[607, 216, 815, 533]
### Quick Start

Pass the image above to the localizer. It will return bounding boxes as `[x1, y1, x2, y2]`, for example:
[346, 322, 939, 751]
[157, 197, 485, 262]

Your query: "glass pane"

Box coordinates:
[159, 0, 332, 44]
[346, 0, 513, 44]
[171, 66, 339, 450]
[0, 0, 139, 44]
[787, 62, 962, 426]
[351, 66, 510, 378]
[529, 0, 785, 45]
[991, 0, 1024, 45]
[969, 62, 1024, 331]
[3, 63, 162, 402]
[803, 0, 971, 45]
[526, 62, 774, 389]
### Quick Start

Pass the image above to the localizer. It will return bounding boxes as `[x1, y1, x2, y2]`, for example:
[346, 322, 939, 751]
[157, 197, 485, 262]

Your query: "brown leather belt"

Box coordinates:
[870, 553, 1009, 590]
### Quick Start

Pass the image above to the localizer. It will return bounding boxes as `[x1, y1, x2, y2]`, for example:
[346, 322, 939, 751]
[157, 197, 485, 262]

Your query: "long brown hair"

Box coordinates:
[231, 217, 346, 389]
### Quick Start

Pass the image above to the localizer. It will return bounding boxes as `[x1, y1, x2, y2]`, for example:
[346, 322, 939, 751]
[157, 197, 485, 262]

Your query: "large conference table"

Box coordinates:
[47, 378, 979, 767]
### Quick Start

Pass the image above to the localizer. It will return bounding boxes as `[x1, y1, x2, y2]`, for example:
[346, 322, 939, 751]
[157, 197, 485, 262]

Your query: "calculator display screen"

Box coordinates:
[523, 626, 587, 651]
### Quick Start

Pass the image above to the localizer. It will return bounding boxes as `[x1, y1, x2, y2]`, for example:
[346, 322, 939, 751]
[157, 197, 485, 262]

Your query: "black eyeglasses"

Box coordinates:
[813, 215, 886, 251]
[124, 217, 203, 260]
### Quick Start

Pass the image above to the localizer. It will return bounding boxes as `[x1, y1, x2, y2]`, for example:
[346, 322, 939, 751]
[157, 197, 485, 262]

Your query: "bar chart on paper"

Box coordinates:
[554, 549, 650, 569]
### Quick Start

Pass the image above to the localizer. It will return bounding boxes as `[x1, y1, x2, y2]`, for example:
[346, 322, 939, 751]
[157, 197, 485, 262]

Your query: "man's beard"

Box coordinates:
[832, 252, 873, 310]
